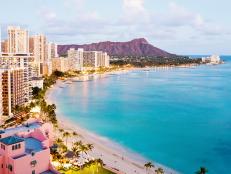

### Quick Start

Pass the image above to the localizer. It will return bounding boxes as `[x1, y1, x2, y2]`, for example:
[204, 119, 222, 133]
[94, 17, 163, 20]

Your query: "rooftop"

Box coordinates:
[25, 137, 44, 153]
[13, 137, 45, 160]
[40, 170, 57, 174]
[0, 136, 24, 145]
[0, 130, 5, 134]
[3, 122, 42, 136]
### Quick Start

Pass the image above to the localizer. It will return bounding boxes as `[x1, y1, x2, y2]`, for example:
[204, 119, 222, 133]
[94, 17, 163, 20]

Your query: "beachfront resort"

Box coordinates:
[0, 25, 177, 174]
[0, 119, 57, 174]
[0, 23, 220, 174]
[0, 26, 116, 174]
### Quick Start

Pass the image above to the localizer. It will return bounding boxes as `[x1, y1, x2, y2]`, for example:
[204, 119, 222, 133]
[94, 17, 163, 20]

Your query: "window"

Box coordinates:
[30, 160, 37, 167]
[1, 144, 5, 150]
[8, 164, 13, 172]
[12, 143, 21, 151]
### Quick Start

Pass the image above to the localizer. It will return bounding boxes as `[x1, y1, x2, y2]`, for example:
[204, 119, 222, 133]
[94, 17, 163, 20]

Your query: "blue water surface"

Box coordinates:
[53, 56, 231, 174]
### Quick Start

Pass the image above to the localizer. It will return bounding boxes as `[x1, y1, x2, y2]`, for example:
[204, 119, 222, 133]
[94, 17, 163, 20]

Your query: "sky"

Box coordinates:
[0, 0, 231, 55]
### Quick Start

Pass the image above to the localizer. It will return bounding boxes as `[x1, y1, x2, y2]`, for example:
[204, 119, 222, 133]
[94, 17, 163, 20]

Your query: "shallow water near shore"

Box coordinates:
[50, 56, 231, 174]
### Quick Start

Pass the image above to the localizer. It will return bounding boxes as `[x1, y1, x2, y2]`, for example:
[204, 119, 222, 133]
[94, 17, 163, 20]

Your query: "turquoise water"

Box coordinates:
[53, 56, 231, 174]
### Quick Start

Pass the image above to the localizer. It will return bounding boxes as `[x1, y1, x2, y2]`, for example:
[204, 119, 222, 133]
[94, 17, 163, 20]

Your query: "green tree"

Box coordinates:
[155, 167, 164, 174]
[86, 143, 94, 151]
[32, 87, 42, 99]
[63, 131, 71, 146]
[144, 162, 154, 174]
[196, 167, 208, 174]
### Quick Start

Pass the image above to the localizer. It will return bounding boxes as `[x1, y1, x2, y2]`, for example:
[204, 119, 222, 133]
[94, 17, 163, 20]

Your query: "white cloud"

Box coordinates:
[64, 0, 85, 9]
[164, 2, 205, 28]
[36, 0, 230, 54]
[123, 0, 145, 14]
[122, 0, 150, 24]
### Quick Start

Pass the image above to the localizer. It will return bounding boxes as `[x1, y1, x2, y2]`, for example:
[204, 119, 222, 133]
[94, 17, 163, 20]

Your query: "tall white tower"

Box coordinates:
[7, 26, 29, 54]
[0, 26, 2, 54]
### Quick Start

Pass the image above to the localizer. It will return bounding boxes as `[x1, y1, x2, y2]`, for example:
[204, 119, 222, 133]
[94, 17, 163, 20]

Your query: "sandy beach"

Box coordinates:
[45, 72, 179, 174]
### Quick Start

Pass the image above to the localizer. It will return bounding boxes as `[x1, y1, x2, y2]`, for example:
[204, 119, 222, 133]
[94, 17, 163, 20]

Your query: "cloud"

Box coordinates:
[64, 0, 85, 8]
[123, 0, 145, 14]
[161, 2, 205, 28]
[122, 0, 150, 24]
[38, 8, 57, 21]
[35, 0, 230, 53]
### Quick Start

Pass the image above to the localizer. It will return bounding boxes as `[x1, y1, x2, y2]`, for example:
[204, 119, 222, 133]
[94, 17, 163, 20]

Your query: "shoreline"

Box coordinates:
[45, 70, 179, 174]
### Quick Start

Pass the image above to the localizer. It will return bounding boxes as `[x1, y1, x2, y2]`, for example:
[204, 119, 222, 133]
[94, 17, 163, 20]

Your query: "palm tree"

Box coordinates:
[155, 167, 164, 174]
[59, 128, 64, 133]
[79, 144, 88, 155]
[63, 131, 71, 146]
[144, 162, 154, 174]
[95, 159, 103, 173]
[85, 143, 94, 160]
[86, 143, 94, 151]
[55, 138, 64, 145]
[196, 167, 208, 174]
[72, 131, 79, 141]
[73, 140, 83, 148]
[71, 146, 80, 159]
[72, 131, 78, 136]
[59, 144, 68, 155]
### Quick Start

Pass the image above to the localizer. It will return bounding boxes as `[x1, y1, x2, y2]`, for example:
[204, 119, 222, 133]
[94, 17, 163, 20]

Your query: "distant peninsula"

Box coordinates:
[58, 38, 202, 67]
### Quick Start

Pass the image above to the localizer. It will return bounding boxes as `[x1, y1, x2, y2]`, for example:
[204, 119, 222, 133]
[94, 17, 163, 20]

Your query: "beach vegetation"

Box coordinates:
[110, 56, 202, 67]
[58, 161, 114, 174]
[155, 167, 165, 174]
[72, 131, 79, 138]
[144, 162, 155, 174]
[196, 167, 208, 174]
[63, 131, 71, 146]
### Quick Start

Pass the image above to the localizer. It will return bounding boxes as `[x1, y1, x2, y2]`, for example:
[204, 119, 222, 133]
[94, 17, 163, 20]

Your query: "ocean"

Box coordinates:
[52, 56, 231, 174]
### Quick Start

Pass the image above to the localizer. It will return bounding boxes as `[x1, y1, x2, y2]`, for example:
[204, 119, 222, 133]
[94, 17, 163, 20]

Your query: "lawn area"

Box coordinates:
[59, 164, 115, 174]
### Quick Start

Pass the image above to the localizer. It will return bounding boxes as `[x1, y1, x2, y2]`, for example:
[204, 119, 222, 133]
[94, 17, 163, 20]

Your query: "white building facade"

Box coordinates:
[7, 26, 29, 54]
[67, 48, 84, 71]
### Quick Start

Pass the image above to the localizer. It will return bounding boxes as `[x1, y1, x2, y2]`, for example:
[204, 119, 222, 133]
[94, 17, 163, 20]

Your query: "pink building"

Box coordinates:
[0, 119, 59, 174]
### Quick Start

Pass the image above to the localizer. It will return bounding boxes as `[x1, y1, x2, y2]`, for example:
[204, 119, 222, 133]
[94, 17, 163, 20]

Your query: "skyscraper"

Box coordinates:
[0, 69, 3, 117]
[0, 27, 1, 53]
[67, 48, 83, 71]
[0, 54, 34, 107]
[0, 67, 25, 116]
[1, 40, 8, 53]
[29, 35, 47, 76]
[7, 26, 29, 54]
[45, 42, 58, 75]
[83, 50, 110, 69]
[47, 42, 58, 60]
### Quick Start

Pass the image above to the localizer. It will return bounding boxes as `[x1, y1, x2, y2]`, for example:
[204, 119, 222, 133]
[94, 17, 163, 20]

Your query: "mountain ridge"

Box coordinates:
[58, 38, 175, 57]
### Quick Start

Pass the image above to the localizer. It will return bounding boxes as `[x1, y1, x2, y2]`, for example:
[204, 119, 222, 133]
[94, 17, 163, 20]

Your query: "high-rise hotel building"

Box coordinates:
[29, 36, 57, 76]
[7, 26, 29, 54]
[67, 48, 84, 71]
[52, 57, 69, 72]
[0, 67, 25, 116]
[0, 54, 34, 114]
[0, 26, 33, 117]
[83, 50, 110, 69]
[29, 34, 47, 76]
[58, 48, 110, 72]
[0, 69, 3, 117]
[46, 42, 58, 75]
